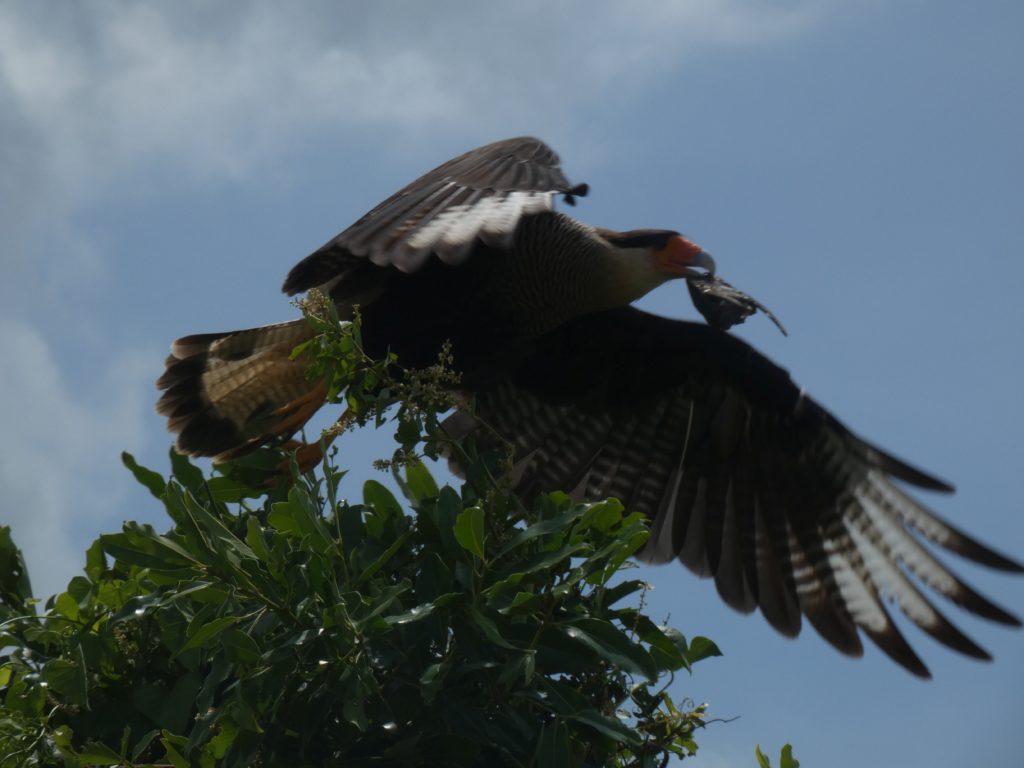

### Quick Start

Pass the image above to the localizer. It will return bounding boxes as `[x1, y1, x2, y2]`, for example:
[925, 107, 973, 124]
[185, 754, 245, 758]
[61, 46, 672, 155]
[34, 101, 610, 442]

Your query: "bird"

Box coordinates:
[156, 136, 1022, 678]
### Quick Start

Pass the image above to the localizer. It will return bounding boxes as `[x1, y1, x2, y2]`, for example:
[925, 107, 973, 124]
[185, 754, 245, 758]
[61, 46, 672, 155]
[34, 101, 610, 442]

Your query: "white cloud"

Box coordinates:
[0, 0, 830, 194]
[0, 320, 152, 599]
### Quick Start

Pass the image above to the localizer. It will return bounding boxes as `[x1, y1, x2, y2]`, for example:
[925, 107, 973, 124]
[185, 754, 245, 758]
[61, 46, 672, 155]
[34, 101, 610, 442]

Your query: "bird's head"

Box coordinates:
[596, 228, 716, 301]
[655, 233, 716, 279]
[601, 228, 715, 277]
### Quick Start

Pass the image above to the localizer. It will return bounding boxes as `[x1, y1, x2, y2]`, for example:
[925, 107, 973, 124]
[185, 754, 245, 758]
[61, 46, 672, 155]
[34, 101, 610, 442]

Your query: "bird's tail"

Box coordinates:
[156, 319, 326, 462]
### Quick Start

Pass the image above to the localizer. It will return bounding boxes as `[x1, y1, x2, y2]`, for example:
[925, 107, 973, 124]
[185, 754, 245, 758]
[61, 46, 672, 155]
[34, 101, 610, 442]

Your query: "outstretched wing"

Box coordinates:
[443, 307, 1023, 677]
[283, 136, 588, 292]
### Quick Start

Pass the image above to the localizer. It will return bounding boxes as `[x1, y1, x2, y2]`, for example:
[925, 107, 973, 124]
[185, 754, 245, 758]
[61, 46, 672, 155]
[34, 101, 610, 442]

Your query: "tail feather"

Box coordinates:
[157, 319, 324, 461]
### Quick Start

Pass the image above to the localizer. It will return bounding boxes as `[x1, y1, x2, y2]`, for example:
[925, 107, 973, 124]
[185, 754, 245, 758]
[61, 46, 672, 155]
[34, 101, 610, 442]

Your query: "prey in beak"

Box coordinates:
[653, 234, 784, 334]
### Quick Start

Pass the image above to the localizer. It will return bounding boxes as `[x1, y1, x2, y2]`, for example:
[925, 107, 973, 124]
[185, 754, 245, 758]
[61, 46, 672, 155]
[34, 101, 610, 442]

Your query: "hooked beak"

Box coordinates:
[656, 235, 716, 278]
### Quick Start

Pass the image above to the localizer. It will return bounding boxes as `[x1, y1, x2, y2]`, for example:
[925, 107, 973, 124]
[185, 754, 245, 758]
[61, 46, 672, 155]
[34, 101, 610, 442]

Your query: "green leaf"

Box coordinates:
[395, 416, 423, 450]
[43, 658, 88, 707]
[352, 581, 412, 630]
[131, 730, 161, 762]
[133, 674, 203, 734]
[431, 591, 466, 609]
[208, 718, 238, 759]
[453, 506, 486, 560]
[206, 475, 263, 502]
[121, 451, 166, 498]
[161, 732, 192, 768]
[562, 618, 658, 681]
[419, 660, 449, 705]
[754, 744, 800, 768]
[169, 448, 206, 493]
[434, 486, 463, 558]
[343, 694, 368, 732]
[213, 447, 289, 491]
[468, 607, 516, 649]
[482, 572, 525, 600]
[384, 602, 437, 625]
[599, 579, 648, 609]
[50, 725, 76, 758]
[339, 502, 366, 554]
[0, 525, 33, 610]
[532, 684, 589, 724]
[567, 708, 642, 746]
[685, 635, 723, 665]
[100, 529, 199, 572]
[363, 479, 402, 518]
[632, 615, 687, 672]
[268, 486, 334, 552]
[221, 627, 261, 665]
[245, 516, 271, 561]
[267, 503, 298, 535]
[497, 503, 588, 556]
[534, 719, 571, 768]
[180, 494, 260, 562]
[84, 538, 106, 583]
[3, 670, 46, 716]
[76, 741, 125, 765]
[107, 592, 165, 623]
[415, 552, 453, 601]
[498, 651, 536, 687]
[506, 538, 587, 578]
[579, 498, 625, 531]
[356, 531, 412, 586]
[506, 591, 538, 612]
[178, 616, 242, 655]
[53, 591, 80, 622]
[403, 460, 439, 504]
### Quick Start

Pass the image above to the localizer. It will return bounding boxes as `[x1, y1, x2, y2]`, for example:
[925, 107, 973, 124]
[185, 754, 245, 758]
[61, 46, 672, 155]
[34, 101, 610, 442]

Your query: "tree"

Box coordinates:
[0, 312, 795, 767]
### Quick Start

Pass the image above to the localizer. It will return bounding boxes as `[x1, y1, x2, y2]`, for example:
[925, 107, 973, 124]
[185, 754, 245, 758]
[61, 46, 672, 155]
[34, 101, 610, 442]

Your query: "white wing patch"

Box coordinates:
[826, 536, 889, 632]
[394, 189, 554, 272]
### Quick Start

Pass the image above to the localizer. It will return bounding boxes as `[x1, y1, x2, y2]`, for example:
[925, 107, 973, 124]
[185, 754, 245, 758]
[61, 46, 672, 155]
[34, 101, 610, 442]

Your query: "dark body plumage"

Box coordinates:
[157, 137, 1022, 677]
[340, 212, 632, 371]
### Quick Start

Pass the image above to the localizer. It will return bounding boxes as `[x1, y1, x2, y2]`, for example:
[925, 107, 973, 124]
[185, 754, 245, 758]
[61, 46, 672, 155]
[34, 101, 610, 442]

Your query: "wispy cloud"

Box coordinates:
[0, 320, 153, 599]
[0, 1, 829, 198]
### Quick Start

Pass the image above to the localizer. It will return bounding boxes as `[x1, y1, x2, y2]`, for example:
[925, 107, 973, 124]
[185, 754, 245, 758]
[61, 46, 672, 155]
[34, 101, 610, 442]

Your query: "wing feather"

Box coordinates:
[442, 306, 1022, 676]
[282, 137, 585, 294]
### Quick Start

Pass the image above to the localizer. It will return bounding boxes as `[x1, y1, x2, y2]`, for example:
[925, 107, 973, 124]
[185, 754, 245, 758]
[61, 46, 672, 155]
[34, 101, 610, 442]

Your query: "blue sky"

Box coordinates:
[2, 1, 1022, 765]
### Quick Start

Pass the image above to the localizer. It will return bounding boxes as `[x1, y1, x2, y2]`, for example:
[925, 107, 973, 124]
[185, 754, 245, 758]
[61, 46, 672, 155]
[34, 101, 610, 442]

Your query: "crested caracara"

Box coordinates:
[157, 137, 1022, 677]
